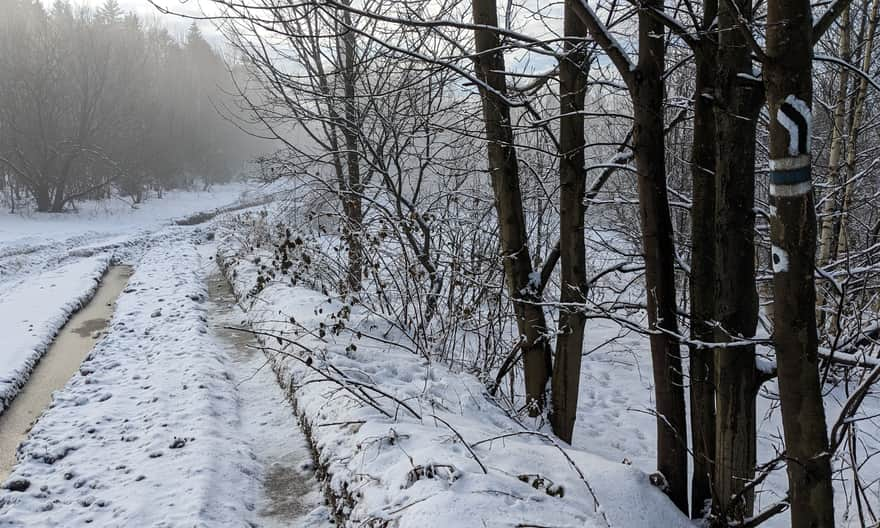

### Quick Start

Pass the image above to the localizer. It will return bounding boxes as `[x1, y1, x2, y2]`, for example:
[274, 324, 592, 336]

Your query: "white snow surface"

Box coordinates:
[0, 256, 110, 415]
[0, 184, 248, 245]
[0, 184, 271, 419]
[206, 268, 331, 527]
[4, 187, 875, 527]
[0, 183, 269, 291]
[0, 241, 270, 526]
[572, 233, 880, 528]
[218, 238, 693, 528]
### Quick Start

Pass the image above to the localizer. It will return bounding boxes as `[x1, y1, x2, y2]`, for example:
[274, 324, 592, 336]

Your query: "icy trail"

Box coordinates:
[0, 266, 131, 481]
[0, 256, 111, 415]
[0, 184, 273, 417]
[205, 269, 330, 528]
[0, 243, 269, 525]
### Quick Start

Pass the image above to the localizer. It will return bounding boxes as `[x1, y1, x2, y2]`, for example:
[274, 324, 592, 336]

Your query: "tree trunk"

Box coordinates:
[471, 0, 553, 414]
[551, 0, 590, 443]
[35, 183, 51, 212]
[50, 180, 66, 213]
[712, 0, 762, 518]
[688, 7, 717, 515]
[816, 7, 851, 329]
[817, 8, 850, 269]
[834, 0, 879, 264]
[340, 5, 363, 293]
[765, 0, 835, 523]
[634, 1, 688, 513]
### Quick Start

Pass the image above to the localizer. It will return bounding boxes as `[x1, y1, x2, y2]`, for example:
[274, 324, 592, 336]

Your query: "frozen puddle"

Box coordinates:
[0, 265, 132, 480]
[207, 270, 330, 527]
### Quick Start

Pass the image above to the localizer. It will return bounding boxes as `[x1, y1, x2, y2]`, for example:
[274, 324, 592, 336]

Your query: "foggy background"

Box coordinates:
[0, 0, 268, 212]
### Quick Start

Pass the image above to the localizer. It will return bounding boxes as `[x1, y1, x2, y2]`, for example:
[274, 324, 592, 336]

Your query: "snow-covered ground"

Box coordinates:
[0, 256, 109, 415]
[211, 209, 880, 528]
[0, 184, 252, 245]
[1, 188, 873, 527]
[574, 322, 880, 528]
[0, 237, 330, 526]
[216, 232, 693, 528]
[0, 183, 273, 291]
[0, 184, 270, 421]
[568, 234, 880, 527]
[206, 268, 329, 527]
[0, 183, 334, 526]
[0, 243, 253, 525]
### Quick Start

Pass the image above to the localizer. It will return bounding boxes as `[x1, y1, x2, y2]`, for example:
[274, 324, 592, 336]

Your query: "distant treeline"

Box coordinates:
[0, 0, 259, 212]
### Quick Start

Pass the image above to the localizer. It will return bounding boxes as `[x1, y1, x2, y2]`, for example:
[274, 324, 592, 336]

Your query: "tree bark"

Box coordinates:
[35, 183, 51, 213]
[688, 4, 717, 516]
[816, 7, 851, 329]
[471, 0, 553, 414]
[51, 177, 67, 213]
[634, 0, 688, 513]
[551, 0, 590, 443]
[816, 7, 850, 269]
[340, 4, 364, 293]
[835, 0, 879, 263]
[570, 0, 688, 509]
[711, 0, 763, 518]
[765, 0, 835, 523]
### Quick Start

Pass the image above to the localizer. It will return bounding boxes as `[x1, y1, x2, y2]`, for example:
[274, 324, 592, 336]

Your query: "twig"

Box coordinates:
[429, 413, 487, 474]
[471, 431, 610, 527]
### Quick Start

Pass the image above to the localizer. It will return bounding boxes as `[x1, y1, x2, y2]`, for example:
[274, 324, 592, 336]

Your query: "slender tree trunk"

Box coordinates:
[340, 5, 363, 292]
[634, 1, 688, 513]
[551, 0, 590, 443]
[817, 8, 850, 269]
[816, 8, 851, 329]
[9, 178, 17, 213]
[765, 0, 835, 523]
[712, 0, 762, 518]
[688, 8, 717, 515]
[471, 0, 553, 414]
[835, 0, 879, 263]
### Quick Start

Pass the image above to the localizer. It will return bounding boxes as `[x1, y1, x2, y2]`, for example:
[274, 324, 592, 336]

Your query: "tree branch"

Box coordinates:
[813, 0, 857, 44]
[570, 0, 636, 90]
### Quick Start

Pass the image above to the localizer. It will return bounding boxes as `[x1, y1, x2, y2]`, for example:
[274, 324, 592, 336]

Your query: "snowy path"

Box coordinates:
[0, 256, 111, 415]
[0, 242, 331, 526]
[0, 184, 270, 423]
[0, 266, 131, 481]
[0, 243, 251, 525]
[206, 269, 330, 528]
[0, 182, 264, 291]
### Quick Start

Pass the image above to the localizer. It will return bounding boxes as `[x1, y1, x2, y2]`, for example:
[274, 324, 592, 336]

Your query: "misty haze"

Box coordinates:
[0, 0, 877, 526]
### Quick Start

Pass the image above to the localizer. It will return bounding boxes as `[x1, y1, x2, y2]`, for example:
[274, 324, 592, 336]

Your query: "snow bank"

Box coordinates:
[217, 242, 693, 528]
[0, 242, 258, 526]
[0, 255, 110, 415]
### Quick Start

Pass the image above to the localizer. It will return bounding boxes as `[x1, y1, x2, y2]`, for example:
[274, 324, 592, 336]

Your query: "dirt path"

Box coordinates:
[206, 269, 330, 527]
[0, 265, 132, 481]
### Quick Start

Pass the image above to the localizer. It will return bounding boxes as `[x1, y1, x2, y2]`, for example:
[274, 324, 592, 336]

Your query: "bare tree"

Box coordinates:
[469, 0, 553, 415]
[572, 0, 689, 512]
